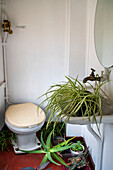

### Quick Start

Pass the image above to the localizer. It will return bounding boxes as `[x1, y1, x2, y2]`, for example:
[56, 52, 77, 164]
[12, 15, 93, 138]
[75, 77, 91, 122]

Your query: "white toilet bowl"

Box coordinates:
[5, 103, 46, 153]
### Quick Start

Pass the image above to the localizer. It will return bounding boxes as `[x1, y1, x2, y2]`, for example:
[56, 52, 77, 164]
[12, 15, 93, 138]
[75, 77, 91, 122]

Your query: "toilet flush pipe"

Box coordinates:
[1, 2, 13, 106]
[2, 32, 13, 105]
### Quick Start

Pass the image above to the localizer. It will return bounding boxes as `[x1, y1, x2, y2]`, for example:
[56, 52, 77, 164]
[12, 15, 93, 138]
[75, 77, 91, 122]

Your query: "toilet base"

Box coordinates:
[12, 137, 41, 154]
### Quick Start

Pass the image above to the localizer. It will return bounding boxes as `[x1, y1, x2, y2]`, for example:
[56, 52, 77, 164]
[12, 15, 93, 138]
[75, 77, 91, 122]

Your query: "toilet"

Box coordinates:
[5, 103, 46, 153]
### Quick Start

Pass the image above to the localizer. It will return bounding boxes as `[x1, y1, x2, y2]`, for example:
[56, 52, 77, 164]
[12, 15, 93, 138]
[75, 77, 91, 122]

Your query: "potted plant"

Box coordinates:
[38, 76, 108, 133]
[0, 129, 16, 151]
[66, 148, 89, 170]
[20, 131, 76, 168]
[70, 141, 84, 156]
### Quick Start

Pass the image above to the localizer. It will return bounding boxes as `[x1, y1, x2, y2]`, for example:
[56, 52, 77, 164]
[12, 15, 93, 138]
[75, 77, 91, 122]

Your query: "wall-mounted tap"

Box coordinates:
[83, 68, 101, 83]
[2, 20, 13, 34]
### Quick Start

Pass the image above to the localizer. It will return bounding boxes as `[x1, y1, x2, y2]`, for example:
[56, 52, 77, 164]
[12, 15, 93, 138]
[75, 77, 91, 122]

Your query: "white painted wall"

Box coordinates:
[5, 0, 87, 105]
[86, 0, 103, 75]
[6, 0, 67, 104]
[69, 0, 87, 78]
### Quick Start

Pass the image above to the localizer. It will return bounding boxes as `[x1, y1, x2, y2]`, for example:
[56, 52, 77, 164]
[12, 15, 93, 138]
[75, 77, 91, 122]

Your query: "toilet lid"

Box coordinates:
[5, 103, 46, 128]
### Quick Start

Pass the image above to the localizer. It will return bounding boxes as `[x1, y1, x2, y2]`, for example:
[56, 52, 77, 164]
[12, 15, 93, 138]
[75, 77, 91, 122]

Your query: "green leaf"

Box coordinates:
[46, 131, 53, 151]
[52, 152, 69, 167]
[46, 152, 61, 166]
[41, 132, 47, 151]
[19, 149, 46, 154]
[53, 136, 75, 149]
[65, 76, 76, 89]
[40, 154, 48, 165]
[50, 144, 74, 153]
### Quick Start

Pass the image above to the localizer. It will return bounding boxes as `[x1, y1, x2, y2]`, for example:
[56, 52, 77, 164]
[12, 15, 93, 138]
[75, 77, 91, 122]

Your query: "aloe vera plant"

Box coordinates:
[20, 131, 76, 168]
[38, 76, 108, 133]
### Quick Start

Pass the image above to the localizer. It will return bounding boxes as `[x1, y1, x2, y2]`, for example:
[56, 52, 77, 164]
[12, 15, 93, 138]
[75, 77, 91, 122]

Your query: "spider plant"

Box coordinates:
[38, 76, 108, 133]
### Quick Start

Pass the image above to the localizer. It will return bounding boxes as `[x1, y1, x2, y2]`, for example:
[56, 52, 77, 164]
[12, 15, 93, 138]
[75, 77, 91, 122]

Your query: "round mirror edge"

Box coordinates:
[94, 0, 104, 68]
[94, 0, 113, 69]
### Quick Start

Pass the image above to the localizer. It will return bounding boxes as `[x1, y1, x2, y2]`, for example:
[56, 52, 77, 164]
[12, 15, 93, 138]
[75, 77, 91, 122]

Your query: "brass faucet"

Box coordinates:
[2, 20, 13, 34]
[83, 68, 101, 83]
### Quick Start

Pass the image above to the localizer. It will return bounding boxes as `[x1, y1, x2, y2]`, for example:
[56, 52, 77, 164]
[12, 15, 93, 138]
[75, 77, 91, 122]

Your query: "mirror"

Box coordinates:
[94, 0, 113, 68]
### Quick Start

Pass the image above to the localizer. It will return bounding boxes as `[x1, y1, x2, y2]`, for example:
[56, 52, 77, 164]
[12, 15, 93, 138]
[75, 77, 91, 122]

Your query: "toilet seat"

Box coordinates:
[5, 103, 46, 128]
